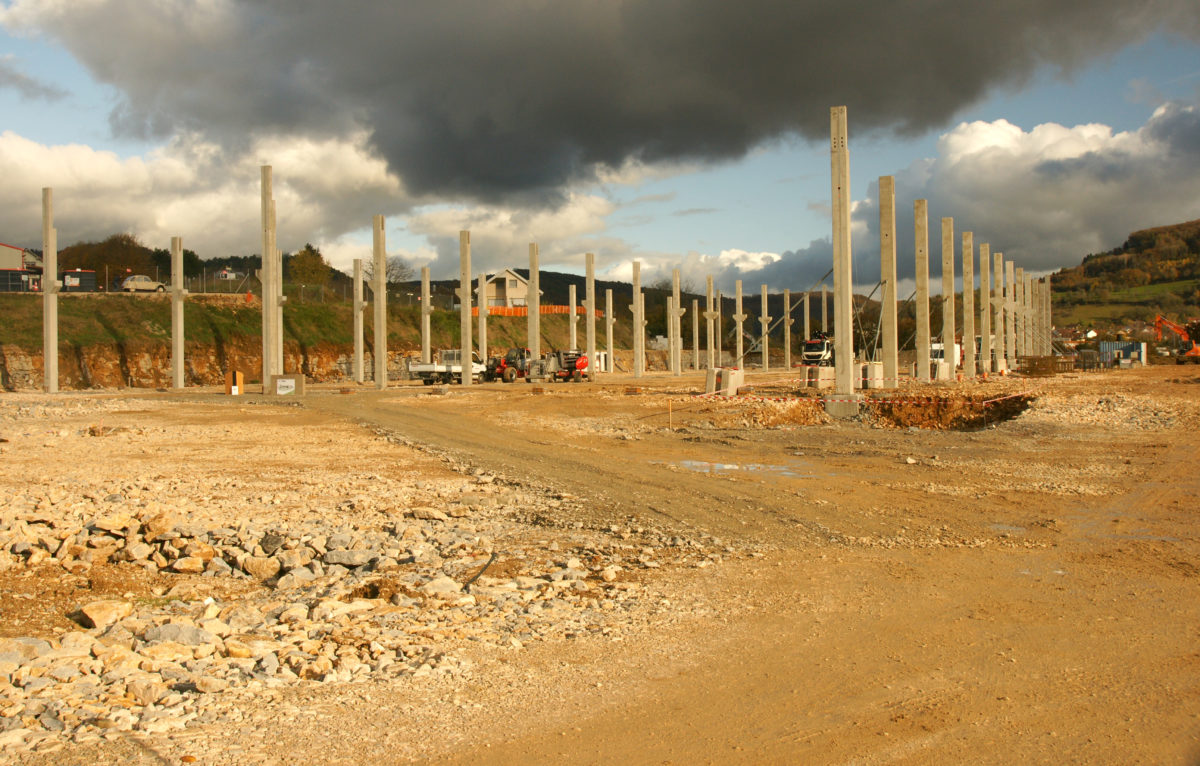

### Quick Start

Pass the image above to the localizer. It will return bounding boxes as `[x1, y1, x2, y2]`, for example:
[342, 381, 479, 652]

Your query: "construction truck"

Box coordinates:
[801, 332, 834, 366]
[1153, 315, 1200, 364]
[408, 349, 486, 384]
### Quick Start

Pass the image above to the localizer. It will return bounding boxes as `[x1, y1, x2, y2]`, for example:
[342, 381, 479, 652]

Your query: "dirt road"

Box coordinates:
[4, 366, 1199, 764]
[298, 369, 1200, 764]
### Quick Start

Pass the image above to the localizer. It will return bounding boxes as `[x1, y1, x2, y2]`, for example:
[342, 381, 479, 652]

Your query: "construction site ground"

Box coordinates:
[2, 364, 1199, 764]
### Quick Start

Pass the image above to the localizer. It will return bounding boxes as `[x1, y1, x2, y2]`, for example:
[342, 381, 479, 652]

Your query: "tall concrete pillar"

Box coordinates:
[940, 217, 956, 378]
[993, 252, 1007, 373]
[670, 269, 684, 375]
[830, 106, 854, 395]
[1044, 277, 1054, 354]
[759, 284, 771, 371]
[879, 176, 898, 387]
[638, 292, 647, 370]
[630, 261, 644, 377]
[961, 232, 975, 378]
[1024, 271, 1034, 357]
[821, 284, 828, 333]
[458, 231, 472, 387]
[273, 209, 283, 374]
[715, 290, 724, 364]
[586, 253, 597, 376]
[568, 283, 578, 350]
[914, 200, 931, 382]
[420, 266, 432, 364]
[979, 244, 991, 373]
[733, 280, 746, 365]
[528, 243, 541, 360]
[41, 188, 58, 393]
[260, 167, 274, 387]
[478, 271, 488, 361]
[170, 236, 185, 389]
[1005, 260, 1017, 370]
[353, 258, 364, 382]
[1013, 267, 1025, 357]
[692, 298, 700, 371]
[704, 276, 716, 370]
[803, 293, 810, 341]
[605, 288, 616, 373]
[783, 289, 793, 369]
[373, 215, 388, 389]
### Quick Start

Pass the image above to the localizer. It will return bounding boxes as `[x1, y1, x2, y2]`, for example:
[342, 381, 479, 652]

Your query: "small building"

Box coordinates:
[0, 242, 38, 271]
[482, 268, 531, 307]
[60, 269, 98, 292]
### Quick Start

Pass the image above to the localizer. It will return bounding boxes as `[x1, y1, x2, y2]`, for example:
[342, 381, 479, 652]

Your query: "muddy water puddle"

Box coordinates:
[655, 459, 831, 478]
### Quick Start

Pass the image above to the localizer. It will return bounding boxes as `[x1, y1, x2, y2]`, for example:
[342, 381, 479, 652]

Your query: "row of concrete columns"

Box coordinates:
[37, 146, 1057, 394]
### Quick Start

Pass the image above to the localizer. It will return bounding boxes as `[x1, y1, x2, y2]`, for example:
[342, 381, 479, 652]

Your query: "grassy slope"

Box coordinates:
[0, 294, 631, 354]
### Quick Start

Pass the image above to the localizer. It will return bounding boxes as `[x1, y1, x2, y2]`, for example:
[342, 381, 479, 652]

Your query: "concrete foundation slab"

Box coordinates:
[824, 395, 861, 418]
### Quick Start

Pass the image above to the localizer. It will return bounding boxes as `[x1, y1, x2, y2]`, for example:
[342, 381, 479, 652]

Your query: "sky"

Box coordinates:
[2, 0, 1200, 295]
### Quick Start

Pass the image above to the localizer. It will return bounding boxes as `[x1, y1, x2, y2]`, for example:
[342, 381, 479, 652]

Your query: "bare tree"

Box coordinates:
[362, 255, 414, 285]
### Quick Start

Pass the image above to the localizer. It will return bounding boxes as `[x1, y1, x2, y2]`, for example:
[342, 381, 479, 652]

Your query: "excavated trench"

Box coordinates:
[864, 392, 1036, 430]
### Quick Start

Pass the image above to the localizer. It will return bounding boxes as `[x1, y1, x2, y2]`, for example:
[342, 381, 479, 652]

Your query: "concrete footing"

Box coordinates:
[705, 367, 745, 396]
[824, 395, 861, 419]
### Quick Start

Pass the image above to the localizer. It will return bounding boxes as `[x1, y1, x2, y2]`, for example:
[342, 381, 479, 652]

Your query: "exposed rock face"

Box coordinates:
[0, 341, 410, 391]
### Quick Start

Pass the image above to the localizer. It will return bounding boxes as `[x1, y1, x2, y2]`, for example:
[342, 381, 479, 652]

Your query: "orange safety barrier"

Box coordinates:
[470, 305, 604, 318]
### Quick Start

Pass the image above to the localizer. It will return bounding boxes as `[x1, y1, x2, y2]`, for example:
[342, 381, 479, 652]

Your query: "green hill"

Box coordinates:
[1051, 219, 1200, 327]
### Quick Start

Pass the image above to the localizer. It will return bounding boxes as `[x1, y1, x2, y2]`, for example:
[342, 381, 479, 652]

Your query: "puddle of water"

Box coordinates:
[656, 459, 820, 478]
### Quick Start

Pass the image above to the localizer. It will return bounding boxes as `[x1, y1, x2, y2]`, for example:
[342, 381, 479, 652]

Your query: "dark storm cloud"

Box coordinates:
[17, 0, 1200, 202]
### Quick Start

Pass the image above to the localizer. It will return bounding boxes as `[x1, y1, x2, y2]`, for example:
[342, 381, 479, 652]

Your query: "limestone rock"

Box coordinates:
[242, 556, 282, 581]
[79, 600, 133, 630]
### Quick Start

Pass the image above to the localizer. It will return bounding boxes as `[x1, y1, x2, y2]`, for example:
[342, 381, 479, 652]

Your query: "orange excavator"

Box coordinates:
[1154, 315, 1200, 364]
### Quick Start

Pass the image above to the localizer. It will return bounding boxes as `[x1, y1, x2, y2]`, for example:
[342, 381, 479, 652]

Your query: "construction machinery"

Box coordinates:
[1153, 315, 1200, 364]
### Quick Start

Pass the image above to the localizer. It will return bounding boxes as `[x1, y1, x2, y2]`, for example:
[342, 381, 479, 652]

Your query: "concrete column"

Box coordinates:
[1017, 265, 1027, 357]
[605, 288, 616, 373]
[992, 252, 1007, 373]
[783, 289, 793, 369]
[458, 231, 472, 387]
[803, 293, 810, 341]
[353, 259, 364, 383]
[821, 284, 828, 333]
[420, 266, 432, 364]
[41, 188, 58, 393]
[759, 284, 771, 371]
[914, 199, 931, 382]
[273, 212, 283, 374]
[260, 167, 274, 387]
[528, 243, 541, 360]
[639, 292, 647, 370]
[940, 217, 956, 378]
[830, 106, 854, 396]
[1005, 260, 1017, 370]
[1024, 271, 1034, 356]
[170, 236, 185, 389]
[1044, 277, 1054, 354]
[568, 283, 578, 350]
[979, 244, 991, 372]
[630, 261, 643, 377]
[733, 280, 746, 365]
[879, 176, 898, 387]
[478, 270, 488, 360]
[586, 253, 597, 376]
[715, 290, 724, 364]
[704, 276, 716, 370]
[961, 232, 975, 378]
[373, 215, 388, 389]
[692, 298, 700, 371]
[671, 269, 683, 375]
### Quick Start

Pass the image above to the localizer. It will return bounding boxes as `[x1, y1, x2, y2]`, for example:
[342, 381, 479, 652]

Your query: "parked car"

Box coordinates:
[121, 275, 166, 292]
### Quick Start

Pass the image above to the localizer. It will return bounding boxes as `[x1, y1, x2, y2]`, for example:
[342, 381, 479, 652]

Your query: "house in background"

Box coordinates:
[481, 268, 532, 307]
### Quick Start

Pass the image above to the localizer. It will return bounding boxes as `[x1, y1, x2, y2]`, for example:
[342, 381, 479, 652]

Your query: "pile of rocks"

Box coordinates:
[0, 492, 731, 753]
